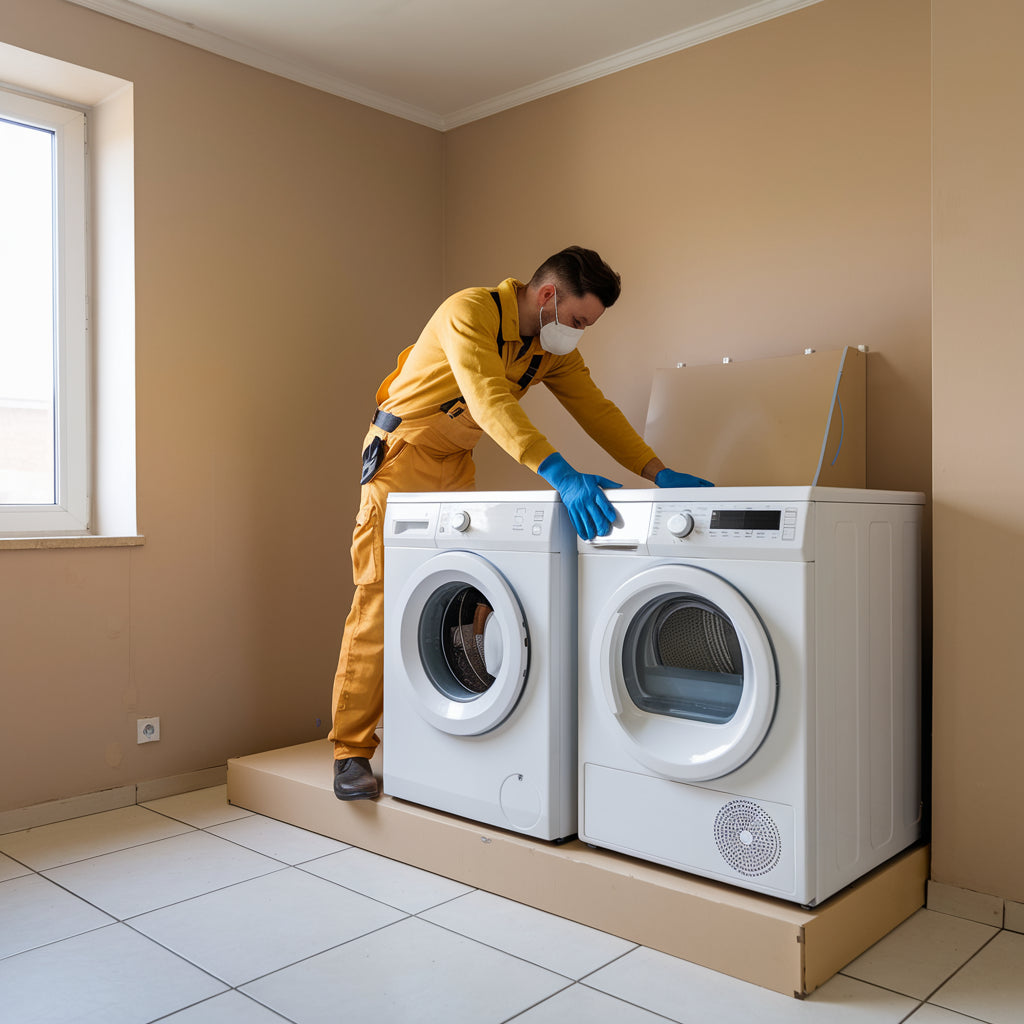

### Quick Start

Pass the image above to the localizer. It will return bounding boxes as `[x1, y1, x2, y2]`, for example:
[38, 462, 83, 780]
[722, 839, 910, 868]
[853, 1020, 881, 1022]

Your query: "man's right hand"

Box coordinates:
[538, 453, 621, 540]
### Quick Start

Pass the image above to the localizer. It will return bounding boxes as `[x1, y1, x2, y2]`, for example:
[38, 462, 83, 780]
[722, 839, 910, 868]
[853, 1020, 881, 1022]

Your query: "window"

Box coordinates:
[0, 88, 90, 533]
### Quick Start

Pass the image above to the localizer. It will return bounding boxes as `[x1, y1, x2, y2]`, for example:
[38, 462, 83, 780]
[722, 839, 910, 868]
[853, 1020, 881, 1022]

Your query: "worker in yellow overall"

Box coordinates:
[331, 246, 712, 799]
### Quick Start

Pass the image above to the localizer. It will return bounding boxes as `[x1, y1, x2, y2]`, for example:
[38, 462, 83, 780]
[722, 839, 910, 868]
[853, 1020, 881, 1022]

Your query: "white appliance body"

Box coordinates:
[383, 491, 577, 841]
[578, 486, 924, 905]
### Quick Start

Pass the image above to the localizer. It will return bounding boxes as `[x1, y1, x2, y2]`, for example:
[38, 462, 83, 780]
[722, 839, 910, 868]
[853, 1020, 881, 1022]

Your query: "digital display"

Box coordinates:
[710, 509, 782, 532]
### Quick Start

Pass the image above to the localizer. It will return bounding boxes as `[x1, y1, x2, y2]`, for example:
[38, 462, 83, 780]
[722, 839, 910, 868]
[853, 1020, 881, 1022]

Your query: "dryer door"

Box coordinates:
[592, 563, 776, 781]
[393, 550, 530, 736]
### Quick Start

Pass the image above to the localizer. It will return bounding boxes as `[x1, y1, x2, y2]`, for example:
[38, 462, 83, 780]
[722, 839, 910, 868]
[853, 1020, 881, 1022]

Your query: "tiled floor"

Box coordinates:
[1, 786, 1022, 1024]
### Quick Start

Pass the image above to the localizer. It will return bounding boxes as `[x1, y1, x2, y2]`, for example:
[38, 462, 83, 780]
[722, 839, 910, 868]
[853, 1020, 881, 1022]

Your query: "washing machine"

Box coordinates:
[578, 486, 924, 906]
[382, 490, 577, 841]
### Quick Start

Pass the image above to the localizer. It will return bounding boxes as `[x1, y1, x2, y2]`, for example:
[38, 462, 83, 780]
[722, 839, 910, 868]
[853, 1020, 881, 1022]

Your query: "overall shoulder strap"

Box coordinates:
[492, 289, 542, 389]
[490, 291, 505, 354]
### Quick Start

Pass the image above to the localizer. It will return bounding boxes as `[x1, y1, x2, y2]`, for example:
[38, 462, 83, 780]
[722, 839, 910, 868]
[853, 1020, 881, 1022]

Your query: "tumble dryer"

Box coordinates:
[577, 486, 924, 906]
[383, 491, 577, 841]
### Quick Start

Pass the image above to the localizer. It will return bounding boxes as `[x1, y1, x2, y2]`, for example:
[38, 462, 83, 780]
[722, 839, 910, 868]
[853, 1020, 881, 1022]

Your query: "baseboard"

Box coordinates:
[136, 765, 227, 803]
[927, 879, 1024, 933]
[0, 764, 227, 836]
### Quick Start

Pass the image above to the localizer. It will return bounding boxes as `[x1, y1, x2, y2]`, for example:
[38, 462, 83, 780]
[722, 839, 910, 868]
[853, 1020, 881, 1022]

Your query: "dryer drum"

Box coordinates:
[654, 602, 741, 675]
[621, 596, 745, 725]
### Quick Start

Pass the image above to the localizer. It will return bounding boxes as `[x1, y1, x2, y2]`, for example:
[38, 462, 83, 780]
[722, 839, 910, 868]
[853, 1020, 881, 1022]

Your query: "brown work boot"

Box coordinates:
[333, 757, 379, 801]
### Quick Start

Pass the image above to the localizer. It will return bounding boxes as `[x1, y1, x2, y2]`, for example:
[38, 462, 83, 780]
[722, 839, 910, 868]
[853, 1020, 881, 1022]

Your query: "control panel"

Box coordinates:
[646, 500, 811, 559]
[435, 497, 572, 552]
[437, 502, 550, 538]
[584, 496, 814, 561]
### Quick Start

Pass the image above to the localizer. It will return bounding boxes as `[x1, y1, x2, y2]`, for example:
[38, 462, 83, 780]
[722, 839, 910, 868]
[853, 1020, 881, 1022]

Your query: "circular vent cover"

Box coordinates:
[713, 799, 783, 877]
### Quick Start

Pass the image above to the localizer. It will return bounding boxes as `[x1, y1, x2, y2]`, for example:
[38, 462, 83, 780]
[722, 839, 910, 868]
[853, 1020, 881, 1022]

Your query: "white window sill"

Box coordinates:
[0, 535, 145, 551]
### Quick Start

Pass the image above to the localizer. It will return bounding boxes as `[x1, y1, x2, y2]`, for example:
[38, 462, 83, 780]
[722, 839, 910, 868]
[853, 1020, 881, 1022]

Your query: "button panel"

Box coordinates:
[641, 502, 812, 559]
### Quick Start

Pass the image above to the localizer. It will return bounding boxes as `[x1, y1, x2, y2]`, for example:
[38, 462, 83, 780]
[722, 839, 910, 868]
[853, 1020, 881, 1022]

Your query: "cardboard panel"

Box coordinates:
[645, 348, 865, 488]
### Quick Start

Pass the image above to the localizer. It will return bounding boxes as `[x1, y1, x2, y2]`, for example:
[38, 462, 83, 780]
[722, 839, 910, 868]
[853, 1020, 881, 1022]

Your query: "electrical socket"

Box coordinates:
[137, 717, 160, 744]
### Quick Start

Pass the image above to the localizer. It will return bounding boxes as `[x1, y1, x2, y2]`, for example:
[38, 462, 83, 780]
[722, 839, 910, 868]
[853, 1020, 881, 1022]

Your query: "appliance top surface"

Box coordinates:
[607, 485, 926, 505]
[386, 490, 562, 505]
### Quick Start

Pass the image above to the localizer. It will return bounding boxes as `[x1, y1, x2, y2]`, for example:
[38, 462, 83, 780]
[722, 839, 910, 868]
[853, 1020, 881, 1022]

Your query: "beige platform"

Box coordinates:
[227, 739, 928, 998]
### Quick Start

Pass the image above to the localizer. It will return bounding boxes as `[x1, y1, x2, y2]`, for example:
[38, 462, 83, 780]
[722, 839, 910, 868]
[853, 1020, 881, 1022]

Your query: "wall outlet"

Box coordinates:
[137, 717, 160, 743]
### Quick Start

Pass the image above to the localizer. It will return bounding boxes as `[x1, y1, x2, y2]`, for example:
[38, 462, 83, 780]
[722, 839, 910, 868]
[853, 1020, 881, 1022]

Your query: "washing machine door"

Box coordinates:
[393, 550, 530, 736]
[592, 563, 776, 782]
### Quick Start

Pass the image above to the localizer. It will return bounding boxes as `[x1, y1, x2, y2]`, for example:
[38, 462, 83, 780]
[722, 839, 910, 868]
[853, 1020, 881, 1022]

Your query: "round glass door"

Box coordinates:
[394, 550, 530, 736]
[591, 563, 776, 781]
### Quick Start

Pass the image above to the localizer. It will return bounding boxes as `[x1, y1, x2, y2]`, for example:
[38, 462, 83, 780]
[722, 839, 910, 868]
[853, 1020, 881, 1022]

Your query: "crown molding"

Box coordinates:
[63, 0, 448, 128]
[442, 0, 822, 129]
[65, 0, 822, 132]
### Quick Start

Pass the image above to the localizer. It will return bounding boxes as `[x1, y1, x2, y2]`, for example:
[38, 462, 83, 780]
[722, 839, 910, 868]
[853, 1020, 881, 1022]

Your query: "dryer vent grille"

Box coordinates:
[713, 799, 783, 877]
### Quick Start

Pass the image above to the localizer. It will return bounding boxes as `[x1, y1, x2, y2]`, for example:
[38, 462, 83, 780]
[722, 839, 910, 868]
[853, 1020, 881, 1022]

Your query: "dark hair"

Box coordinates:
[529, 246, 621, 308]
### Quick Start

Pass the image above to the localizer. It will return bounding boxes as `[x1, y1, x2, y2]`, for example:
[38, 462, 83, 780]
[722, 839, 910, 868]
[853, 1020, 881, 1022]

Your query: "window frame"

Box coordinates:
[1, 88, 90, 535]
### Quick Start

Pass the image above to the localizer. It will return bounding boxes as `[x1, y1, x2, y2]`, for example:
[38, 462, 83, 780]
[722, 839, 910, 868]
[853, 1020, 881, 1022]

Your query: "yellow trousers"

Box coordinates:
[329, 414, 478, 760]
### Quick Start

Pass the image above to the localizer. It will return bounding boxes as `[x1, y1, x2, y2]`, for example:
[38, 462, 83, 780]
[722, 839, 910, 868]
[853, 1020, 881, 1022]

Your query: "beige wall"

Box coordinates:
[0, 0, 443, 811]
[446, 0, 931, 508]
[931, 0, 1024, 902]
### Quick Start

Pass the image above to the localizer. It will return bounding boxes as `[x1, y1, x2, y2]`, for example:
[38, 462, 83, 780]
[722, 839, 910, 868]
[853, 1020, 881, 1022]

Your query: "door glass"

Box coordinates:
[622, 594, 743, 724]
[418, 582, 508, 701]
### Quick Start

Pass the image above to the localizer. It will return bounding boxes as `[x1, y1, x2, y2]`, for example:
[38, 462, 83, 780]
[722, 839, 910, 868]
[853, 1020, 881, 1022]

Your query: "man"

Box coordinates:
[331, 246, 712, 799]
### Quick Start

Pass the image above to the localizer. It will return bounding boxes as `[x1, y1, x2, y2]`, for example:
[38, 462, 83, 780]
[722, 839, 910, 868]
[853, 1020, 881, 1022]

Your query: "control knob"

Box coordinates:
[450, 510, 471, 533]
[666, 512, 695, 538]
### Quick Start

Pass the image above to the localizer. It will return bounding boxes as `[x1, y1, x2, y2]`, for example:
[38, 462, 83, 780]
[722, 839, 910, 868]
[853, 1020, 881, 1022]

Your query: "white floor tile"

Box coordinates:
[159, 990, 294, 1023]
[129, 866, 406, 986]
[512, 982, 677, 1023]
[0, 923, 226, 1024]
[142, 784, 253, 828]
[42, 830, 282, 919]
[207, 813, 349, 864]
[421, 888, 636, 979]
[930, 930, 1024, 1024]
[0, 873, 113, 958]
[241, 916, 569, 1024]
[841, 908, 999, 999]
[301, 846, 473, 913]
[0, 804, 192, 870]
[586, 946, 919, 1024]
[905, 1005, 989, 1022]
[0, 851, 30, 881]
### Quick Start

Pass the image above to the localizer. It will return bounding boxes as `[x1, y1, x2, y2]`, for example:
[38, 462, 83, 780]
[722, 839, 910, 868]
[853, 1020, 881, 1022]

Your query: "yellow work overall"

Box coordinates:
[329, 408, 482, 760]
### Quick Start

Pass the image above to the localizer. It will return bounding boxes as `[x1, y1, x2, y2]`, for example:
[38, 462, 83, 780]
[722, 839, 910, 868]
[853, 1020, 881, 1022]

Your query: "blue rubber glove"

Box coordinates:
[656, 468, 714, 489]
[538, 453, 622, 540]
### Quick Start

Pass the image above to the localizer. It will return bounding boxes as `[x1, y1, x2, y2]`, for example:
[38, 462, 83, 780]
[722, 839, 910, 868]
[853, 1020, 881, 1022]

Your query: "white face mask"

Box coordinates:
[538, 287, 584, 355]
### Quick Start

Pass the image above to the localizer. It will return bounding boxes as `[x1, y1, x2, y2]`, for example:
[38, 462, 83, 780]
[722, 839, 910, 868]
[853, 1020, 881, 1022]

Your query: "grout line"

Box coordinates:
[917, 928, 1006, 1006]
[25, 822, 199, 873]
[576, 941, 641, 984]
[495, 978, 576, 1024]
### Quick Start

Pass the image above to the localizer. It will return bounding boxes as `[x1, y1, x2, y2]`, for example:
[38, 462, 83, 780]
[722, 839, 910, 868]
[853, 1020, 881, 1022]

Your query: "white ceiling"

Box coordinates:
[67, 0, 821, 130]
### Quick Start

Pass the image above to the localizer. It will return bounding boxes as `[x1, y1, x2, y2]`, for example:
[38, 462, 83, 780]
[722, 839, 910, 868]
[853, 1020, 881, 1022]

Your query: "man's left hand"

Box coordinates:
[655, 468, 714, 488]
